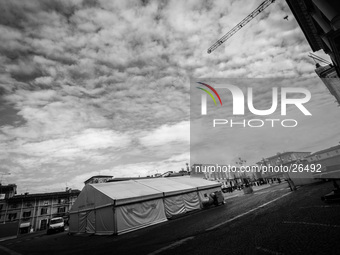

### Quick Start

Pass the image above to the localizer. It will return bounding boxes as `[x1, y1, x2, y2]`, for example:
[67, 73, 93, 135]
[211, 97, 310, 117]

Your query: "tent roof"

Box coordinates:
[93, 180, 163, 206]
[71, 177, 221, 211]
[168, 176, 221, 190]
[133, 178, 197, 196]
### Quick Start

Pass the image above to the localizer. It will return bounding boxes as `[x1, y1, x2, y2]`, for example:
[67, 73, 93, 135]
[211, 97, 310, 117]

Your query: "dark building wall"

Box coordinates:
[286, 0, 340, 76]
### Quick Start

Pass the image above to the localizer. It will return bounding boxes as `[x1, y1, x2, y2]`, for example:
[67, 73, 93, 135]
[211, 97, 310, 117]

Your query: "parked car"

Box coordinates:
[47, 217, 65, 234]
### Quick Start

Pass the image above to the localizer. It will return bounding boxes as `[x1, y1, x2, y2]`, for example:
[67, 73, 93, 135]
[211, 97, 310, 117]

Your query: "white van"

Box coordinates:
[47, 217, 65, 234]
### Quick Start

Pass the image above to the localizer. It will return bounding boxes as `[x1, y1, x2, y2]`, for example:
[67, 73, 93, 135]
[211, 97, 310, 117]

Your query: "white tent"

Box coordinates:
[69, 177, 221, 235]
[169, 177, 222, 204]
[135, 178, 200, 219]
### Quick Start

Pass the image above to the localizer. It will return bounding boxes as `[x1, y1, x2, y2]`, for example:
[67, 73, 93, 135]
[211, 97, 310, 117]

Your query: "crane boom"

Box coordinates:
[207, 0, 275, 54]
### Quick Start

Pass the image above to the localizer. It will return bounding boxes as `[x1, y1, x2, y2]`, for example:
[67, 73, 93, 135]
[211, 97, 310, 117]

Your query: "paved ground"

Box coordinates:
[160, 181, 340, 255]
[0, 181, 339, 255]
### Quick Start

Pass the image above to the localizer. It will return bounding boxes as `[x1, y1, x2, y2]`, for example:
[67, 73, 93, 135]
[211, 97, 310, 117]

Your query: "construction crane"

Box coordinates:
[207, 0, 276, 54]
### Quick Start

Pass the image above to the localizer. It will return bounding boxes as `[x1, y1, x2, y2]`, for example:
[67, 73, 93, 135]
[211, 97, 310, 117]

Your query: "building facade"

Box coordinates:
[305, 144, 340, 165]
[315, 63, 340, 104]
[304, 144, 340, 181]
[191, 163, 258, 188]
[286, 0, 340, 74]
[286, 0, 340, 104]
[84, 175, 113, 185]
[258, 151, 316, 186]
[0, 188, 80, 236]
[261, 152, 312, 168]
[0, 184, 17, 200]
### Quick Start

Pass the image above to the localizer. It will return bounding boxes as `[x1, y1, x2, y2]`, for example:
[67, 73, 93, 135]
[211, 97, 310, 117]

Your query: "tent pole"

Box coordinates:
[113, 200, 117, 235]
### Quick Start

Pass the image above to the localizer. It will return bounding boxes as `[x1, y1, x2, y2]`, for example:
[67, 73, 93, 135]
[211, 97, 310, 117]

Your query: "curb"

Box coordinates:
[0, 236, 17, 242]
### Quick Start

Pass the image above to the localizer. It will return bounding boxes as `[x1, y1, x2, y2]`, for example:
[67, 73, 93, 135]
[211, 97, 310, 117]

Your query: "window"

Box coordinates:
[25, 202, 33, 207]
[58, 198, 66, 204]
[40, 208, 48, 215]
[23, 211, 31, 218]
[57, 207, 65, 213]
[8, 213, 17, 221]
[0, 204, 3, 211]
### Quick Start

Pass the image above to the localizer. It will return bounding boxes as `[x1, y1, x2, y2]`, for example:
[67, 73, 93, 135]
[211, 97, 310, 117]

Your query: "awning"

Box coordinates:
[20, 222, 30, 228]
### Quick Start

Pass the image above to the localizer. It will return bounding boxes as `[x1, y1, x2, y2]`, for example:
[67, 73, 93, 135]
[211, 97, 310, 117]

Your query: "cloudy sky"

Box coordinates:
[1, 0, 339, 193]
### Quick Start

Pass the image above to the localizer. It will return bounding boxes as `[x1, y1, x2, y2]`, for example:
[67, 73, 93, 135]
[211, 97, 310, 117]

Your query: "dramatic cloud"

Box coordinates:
[0, 0, 338, 193]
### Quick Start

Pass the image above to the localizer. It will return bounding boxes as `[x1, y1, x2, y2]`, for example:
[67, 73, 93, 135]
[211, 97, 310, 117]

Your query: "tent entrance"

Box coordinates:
[79, 211, 95, 233]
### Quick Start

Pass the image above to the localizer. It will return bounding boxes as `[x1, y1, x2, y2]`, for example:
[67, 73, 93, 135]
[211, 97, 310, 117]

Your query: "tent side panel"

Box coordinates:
[78, 212, 87, 233]
[116, 198, 167, 234]
[182, 191, 200, 212]
[95, 207, 115, 235]
[86, 210, 95, 234]
[69, 185, 114, 214]
[164, 195, 186, 218]
[68, 213, 78, 233]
